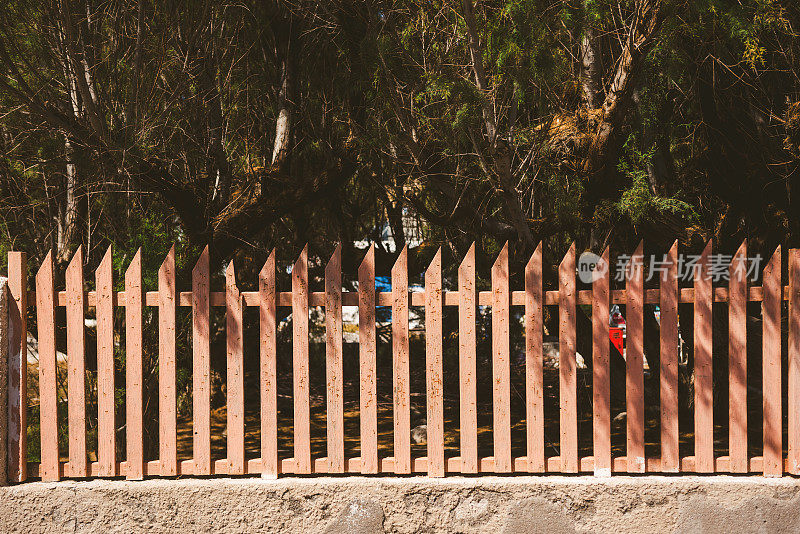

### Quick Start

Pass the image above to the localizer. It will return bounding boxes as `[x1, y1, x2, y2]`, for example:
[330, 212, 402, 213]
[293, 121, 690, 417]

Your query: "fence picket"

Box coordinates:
[66, 247, 87, 477]
[36, 251, 59, 482]
[660, 241, 679, 473]
[592, 246, 610, 476]
[325, 245, 344, 473]
[426, 249, 445, 477]
[292, 245, 311, 473]
[158, 245, 177, 476]
[227, 262, 245, 474]
[559, 244, 577, 472]
[789, 248, 800, 475]
[526, 243, 544, 472]
[192, 246, 211, 475]
[458, 244, 478, 473]
[392, 246, 411, 474]
[359, 246, 378, 474]
[260, 251, 278, 478]
[492, 243, 512, 472]
[7, 252, 28, 482]
[729, 240, 748, 473]
[96, 246, 116, 477]
[626, 241, 645, 473]
[125, 250, 144, 480]
[762, 247, 782, 477]
[694, 241, 714, 473]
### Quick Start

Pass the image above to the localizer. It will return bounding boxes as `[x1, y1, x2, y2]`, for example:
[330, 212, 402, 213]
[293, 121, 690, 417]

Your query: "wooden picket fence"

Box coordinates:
[4, 240, 800, 482]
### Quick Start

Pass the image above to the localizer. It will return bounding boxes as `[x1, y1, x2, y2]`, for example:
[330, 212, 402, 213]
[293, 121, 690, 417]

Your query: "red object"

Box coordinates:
[610, 327, 624, 355]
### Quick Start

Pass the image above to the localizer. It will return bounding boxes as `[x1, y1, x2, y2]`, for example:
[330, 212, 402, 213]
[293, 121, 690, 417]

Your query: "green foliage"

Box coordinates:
[594, 136, 694, 229]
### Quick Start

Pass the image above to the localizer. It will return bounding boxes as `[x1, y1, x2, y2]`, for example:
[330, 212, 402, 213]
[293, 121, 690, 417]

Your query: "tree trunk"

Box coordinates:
[580, 23, 603, 110]
[271, 56, 293, 170]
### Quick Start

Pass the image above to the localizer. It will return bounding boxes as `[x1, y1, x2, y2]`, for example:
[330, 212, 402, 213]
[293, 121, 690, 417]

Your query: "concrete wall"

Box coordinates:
[2, 476, 800, 533]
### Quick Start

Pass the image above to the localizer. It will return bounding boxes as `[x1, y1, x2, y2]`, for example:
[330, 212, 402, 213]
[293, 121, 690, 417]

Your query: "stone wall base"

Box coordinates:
[2, 476, 800, 533]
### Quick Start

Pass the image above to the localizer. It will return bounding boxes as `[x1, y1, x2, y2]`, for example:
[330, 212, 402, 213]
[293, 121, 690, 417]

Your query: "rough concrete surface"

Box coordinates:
[2, 476, 800, 533]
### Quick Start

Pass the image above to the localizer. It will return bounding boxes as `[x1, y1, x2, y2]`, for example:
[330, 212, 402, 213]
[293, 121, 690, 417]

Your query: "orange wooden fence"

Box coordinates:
[4, 241, 800, 481]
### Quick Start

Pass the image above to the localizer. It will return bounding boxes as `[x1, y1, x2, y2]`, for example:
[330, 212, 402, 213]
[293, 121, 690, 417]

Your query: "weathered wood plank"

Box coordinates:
[359, 247, 378, 474]
[729, 241, 748, 473]
[292, 245, 311, 474]
[526, 243, 544, 473]
[391, 246, 411, 474]
[426, 249, 445, 477]
[125, 250, 144, 480]
[559, 244, 577, 473]
[694, 241, 714, 473]
[660, 241, 679, 473]
[158, 245, 177, 476]
[626, 241, 645, 473]
[593, 247, 610, 476]
[7, 251, 27, 482]
[458, 244, 478, 473]
[790, 248, 800, 475]
[226, 262, 245, 474]
[36, 281, 800, 309]
[96, 246, 116, 477]
[492, 243, 511, 472]
[36, 252, 59, 482]
[325, 245, 344, 473]
[66, 247, 87, 477]
[762, 246, 782, 477]
[260, 251, 278, 478]
[192, 246, 211, 476]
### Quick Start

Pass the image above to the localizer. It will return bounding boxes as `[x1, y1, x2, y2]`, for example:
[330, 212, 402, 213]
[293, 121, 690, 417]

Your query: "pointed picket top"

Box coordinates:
[732, 240, 748, 281]
[96, 246, 114, 299]
[96, 245, 112, 277]
[559, 242, 576, 273]
[226, 259, 237, 288]
[37, 249, 54, 284]
[768, 245, 782, 269]
[292, 244, 309, 289]
[125, 248, 142, 281]
[193, 245, 210, 277]
[493, 241, 509, 265]
[527, 242, 543, 272]
[595, 245, 610, 285]
[66, 245, 83, 278]
[392, 244, 408, 276]
[159, 245, 176, 290]
[326, 243, 342, 277]
[162, 244, 176, 265]
[426, 247, 442, 283]
[627, 240, 644, 277]
[293, 244, 308, 283]
[459, 244, 476, 295]
[460, 243, 476, 272]
[696, 239, 713, 283]
[225, 260, 236, 286]
[701, 240, 712, 261]
[664, 240, 679, 281]
[261, 249, 276, 279]
[492, 242, 509, 279]
[295, 244, 308, 266]
[359, 244, 375, 276]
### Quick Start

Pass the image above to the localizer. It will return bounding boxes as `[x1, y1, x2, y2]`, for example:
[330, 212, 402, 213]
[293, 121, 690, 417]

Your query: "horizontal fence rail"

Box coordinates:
[4, 242, 800, 481]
